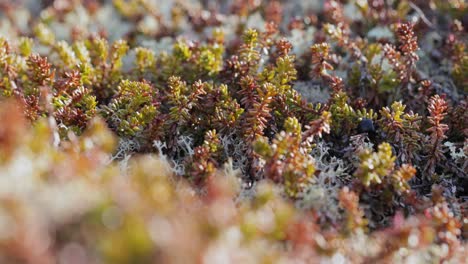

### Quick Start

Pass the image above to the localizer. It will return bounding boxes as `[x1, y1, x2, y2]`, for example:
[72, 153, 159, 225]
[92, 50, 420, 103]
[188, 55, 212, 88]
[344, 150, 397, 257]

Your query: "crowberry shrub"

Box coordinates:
[0, 1, 465, 263]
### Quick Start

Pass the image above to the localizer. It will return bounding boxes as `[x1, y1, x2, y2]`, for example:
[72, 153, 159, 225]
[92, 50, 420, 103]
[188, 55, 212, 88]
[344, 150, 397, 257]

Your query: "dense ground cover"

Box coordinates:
[0, 0, 466, 263]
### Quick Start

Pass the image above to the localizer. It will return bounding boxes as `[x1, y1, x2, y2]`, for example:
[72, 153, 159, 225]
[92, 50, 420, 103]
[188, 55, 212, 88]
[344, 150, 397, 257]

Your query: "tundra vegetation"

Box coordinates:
[0, 0, 466, 263]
